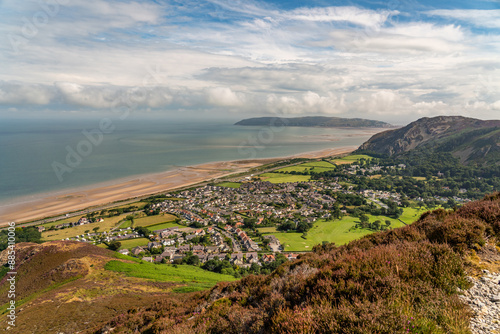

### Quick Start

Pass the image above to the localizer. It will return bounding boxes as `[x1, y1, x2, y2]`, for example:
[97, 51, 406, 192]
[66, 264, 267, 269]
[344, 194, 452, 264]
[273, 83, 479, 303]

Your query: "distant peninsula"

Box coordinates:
[235, 116, 393, 128]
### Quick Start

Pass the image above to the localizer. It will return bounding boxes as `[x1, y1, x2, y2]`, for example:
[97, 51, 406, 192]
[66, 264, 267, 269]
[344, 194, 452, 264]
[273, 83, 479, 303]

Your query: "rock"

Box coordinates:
[461, 271, 500, 334]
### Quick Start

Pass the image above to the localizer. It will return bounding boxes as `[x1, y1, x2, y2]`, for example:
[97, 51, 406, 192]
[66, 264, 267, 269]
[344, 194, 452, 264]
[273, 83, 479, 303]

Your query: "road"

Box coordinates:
[214, 226, 242, 252]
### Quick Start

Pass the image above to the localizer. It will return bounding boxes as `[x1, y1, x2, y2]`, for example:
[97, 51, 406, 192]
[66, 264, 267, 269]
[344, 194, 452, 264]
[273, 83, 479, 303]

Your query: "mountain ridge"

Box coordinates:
[357, 116, 500, 164]
[235, 116, 393, 128]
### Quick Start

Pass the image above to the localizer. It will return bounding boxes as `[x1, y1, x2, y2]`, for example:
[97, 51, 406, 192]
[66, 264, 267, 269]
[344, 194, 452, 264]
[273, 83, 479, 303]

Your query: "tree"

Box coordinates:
[183, 253, 200, 266]
[107, 241, 121, 251]
[93, 227, 100, 233]
[373, 220, 381, 230]
[385, 220, 392, 228]
[134, 226, 151, 237]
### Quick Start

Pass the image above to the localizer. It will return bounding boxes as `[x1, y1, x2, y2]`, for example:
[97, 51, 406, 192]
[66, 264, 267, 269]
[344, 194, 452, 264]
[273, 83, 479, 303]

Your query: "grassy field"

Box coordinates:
[300, 161, 337, 168]
[117, 237, 150, 250]
[259, 214, 409, 252]
[275, 161, 336, 173]
[216, 182, 241, 188]
[42, 214, 130, 241]
[111, 201, 148, 210]
[331, 154, 373, 165]
[42, 213, 178, 241]
[147, 221, 185, 231]
[97, 237, 150, 250]
[259, 173, 311, 184]
[105, 260, 237, 291]
[399, 205, 444, 224]
[130, 214, 178, 227]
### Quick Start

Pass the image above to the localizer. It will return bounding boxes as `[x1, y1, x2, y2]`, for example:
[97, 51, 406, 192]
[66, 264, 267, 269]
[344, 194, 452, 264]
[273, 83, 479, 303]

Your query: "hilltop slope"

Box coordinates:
[93, 193, 500, 334]
[235, 116, 392, 128]
[358, 116, 500, 164]
[0, 241, 233, 333]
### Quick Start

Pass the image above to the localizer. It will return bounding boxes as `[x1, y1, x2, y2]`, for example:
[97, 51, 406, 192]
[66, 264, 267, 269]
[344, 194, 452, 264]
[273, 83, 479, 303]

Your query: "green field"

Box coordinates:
[259, 214, 409, 251]
[300, 161, 337, 168]
[399, 205, 443, 224]
[117, 237, 150, 250]
[216, 182, 241, 188]
[331, 154, 373, 165]
[105, 260, 237, 291]
[147, 221, 185, 231]
[259, 173, 311, 184]
[129, 214, 178, 227]
[98, 237, 150, 250]
[275, 161, 336, 173]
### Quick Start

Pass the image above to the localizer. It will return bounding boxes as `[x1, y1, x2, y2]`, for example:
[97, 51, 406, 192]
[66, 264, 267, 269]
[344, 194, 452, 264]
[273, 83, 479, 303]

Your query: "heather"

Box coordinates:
[95, 193, 500, 333]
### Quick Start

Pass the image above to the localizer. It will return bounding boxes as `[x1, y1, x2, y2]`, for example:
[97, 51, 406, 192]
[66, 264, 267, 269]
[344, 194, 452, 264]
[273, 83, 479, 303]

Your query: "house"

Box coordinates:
[205, 246, 219, 254]
[262, 254, 275, 263]
[194, 229, 206, 236]
[147, 242, 162, 250]
[286, 253, 298, 261]
[178, 245, 190, 253]
[161, 239, 175, 246]
[207, 254, 224, 261]
[246, 252, 259, 264]
[118, 249, 130, 256]
[131, 246, 145, 256]
[141, 256, 154, 262]
[37, 226, 45, 233]
[230, 253, 244, 266]
[161, 250, 175, 259]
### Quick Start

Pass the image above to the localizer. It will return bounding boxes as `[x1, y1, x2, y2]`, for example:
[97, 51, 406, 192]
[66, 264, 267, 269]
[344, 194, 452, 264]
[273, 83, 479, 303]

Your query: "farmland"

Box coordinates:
[105, 260, 237, 291]
[259, 213, 408, 252]
[259, 173, 311, 183]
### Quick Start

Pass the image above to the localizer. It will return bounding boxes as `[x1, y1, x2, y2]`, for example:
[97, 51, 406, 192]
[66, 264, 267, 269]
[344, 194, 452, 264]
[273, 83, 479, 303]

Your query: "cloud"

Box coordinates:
[206, 87, 244, 107]
[322, 23, 466, 54]
[0, 81, 55, 104]
[265, 91, 344, 115]
[285, 6, 397, 28]
[0, 1, 499, 123]
[426, 9, 500, 29]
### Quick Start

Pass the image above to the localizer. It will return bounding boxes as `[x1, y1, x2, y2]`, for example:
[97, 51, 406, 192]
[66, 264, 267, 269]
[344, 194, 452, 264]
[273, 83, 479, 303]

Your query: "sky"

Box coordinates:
[0, 0, 499, 124]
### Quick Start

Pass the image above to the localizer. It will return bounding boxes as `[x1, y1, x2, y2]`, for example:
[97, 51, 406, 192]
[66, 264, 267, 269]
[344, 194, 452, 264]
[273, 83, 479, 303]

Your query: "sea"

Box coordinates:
[0, 117, 378, 205]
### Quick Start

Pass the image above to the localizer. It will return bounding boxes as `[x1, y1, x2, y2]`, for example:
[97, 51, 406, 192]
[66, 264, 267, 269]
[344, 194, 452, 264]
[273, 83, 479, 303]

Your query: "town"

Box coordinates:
[35, 153, 486, 277]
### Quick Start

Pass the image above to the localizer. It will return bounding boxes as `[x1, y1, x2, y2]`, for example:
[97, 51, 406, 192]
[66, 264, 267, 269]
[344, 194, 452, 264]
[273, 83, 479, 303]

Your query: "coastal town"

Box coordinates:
[36, 154, 480, 275]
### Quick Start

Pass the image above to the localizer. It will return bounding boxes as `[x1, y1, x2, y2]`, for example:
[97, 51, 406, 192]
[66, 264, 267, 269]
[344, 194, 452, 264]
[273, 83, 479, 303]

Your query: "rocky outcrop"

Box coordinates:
[460, 270, 500, 334]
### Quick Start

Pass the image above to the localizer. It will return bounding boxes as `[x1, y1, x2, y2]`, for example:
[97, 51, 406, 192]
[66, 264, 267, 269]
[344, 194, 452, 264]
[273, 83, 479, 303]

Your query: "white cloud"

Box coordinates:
[324, 22, 467, 54]
[266, 91, 343, 115]
[426, 9, 500, 29]
[0, 1, 499, 123]
[0, 81, 55, 104]
[286, 6, 397, 28]
[206, 87, 244, 107]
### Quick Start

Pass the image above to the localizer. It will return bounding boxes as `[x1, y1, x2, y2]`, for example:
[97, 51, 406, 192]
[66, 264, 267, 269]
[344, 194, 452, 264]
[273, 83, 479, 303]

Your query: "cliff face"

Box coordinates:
[358, 116, 500, 164]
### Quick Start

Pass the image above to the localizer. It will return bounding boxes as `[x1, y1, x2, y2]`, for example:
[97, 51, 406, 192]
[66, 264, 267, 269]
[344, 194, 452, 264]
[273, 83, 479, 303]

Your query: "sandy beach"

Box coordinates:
[0, 146, 357, 226]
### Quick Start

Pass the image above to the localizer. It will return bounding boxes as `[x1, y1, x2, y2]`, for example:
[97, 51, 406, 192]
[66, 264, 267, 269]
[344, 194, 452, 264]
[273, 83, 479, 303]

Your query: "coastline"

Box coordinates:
[0, 146, 357, 226]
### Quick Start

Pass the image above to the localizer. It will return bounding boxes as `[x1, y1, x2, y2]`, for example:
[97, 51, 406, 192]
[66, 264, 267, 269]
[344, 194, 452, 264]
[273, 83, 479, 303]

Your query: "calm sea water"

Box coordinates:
[0, 117, 375, 204]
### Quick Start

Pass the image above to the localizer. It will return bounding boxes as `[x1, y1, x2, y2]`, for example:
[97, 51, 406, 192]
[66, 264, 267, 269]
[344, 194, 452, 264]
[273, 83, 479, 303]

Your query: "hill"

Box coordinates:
[0, 241, 235, 333]
[235, 116, 392, 128]
[92, 193, 500, 333]
[358, 116, 500, 165]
